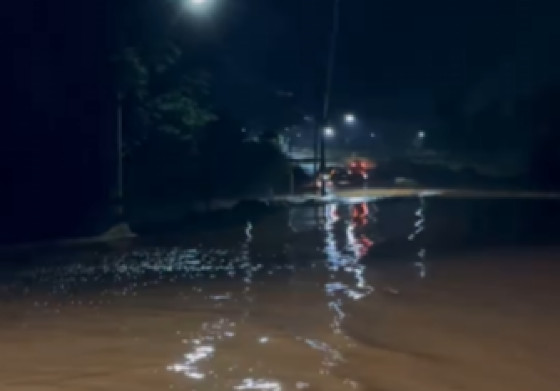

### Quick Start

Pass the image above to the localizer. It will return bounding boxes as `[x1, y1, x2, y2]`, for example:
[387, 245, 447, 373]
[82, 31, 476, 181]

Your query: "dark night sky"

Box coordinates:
[4, 0, 558, 138]
[206, 0, 558, 127]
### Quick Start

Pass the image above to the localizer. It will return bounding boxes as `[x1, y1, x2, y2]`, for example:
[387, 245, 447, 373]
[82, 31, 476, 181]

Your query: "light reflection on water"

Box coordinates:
[412, 196, 428, 279]
[324, 203, 375, 341]
[1, 199, 560, 390]
[165, 206, 377, 389]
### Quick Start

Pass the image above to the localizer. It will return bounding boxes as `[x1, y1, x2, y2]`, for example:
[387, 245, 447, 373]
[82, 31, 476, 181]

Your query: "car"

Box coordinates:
[344, 159, 376, 186]
[308, 159, 377, 190]
[309, 167, 343, 190]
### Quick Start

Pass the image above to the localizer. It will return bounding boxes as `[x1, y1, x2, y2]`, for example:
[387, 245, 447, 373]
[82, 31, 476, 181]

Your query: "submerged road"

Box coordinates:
[330, 187, 560, 200]
[1, 196, 560, 391]
[266, 188, 560, 204]
[3, 187, 560, 252]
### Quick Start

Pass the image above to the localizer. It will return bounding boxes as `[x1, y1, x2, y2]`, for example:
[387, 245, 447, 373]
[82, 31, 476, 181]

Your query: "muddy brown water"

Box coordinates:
[1, 198, 559, 390]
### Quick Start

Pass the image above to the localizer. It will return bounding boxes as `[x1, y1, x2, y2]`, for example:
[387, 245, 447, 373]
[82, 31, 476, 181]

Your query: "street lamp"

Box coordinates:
[183, 0, 215, 14]
[184, 0, 341, 196]
[344, 113, 356, 124]
[414, 130, 426, 150]
[187, 0, 209, 5]
[324, 126, 335, 138]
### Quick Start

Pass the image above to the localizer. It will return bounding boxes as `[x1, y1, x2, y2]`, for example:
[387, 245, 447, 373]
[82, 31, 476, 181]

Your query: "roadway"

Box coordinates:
[255, 187, 560, 206]
[331, 187, 560, 200]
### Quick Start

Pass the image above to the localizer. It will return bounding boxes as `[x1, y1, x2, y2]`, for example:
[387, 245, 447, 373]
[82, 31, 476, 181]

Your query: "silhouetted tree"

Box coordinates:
[526, 86, 560, 187]
[112, 43, 216, 155]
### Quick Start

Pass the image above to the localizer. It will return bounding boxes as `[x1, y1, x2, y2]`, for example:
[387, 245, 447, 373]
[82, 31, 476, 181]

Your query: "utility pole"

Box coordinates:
[320, 0, 341, 195]
[116, 92, 124, 219]
[99, 91, 136, 240]
[313, 120, 319, 176]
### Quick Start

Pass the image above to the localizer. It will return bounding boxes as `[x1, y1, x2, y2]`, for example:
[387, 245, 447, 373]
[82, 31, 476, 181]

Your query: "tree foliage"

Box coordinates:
[112, 42, 216, 152]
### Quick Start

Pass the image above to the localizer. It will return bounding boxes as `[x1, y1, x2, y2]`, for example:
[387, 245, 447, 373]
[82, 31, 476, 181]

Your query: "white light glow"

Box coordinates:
[344, 113, 356, 124]
[324, 126, 335, 138]
[184, 0, 215, 15]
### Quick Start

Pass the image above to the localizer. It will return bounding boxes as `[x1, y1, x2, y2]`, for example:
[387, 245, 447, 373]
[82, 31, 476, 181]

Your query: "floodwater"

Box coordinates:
[1, 198, 560, 390]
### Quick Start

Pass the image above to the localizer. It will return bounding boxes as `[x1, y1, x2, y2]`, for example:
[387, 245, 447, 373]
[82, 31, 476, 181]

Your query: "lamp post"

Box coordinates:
[116, 92, 124, 219]
[185, 0, 343, 195]
[319, 0, 341, 196]
[414, 130, 426, 149]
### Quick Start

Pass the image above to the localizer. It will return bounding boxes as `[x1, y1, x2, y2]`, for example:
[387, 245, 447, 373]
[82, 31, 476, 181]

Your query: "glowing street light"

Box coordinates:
[414, 130, 426, 149]
[344, 113, 356, 124]
[183, 0, 215, 14]
[324, 126, 335, 138]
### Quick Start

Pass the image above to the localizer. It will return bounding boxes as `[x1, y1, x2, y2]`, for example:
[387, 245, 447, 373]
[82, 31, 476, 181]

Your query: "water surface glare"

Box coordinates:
[1, 199, 559, 390]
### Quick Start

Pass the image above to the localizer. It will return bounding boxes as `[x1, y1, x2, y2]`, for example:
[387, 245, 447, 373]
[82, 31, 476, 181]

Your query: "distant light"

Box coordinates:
[344, 113, 356, 124]
[296, 133, 302, 138]
[241, 127, 247, 133]
[276, 90, 294, 98]
[370, 132, 375, 138]
[324, 126, 335, 137]
[418, 130, 426, 139]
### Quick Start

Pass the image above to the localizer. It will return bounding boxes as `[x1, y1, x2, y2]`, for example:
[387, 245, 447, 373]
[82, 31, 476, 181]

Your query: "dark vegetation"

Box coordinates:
[2, 0, 295, 244]
[431, 84, 560, 189]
